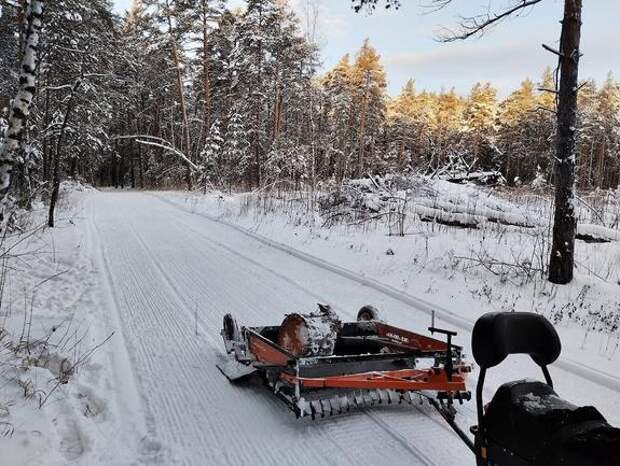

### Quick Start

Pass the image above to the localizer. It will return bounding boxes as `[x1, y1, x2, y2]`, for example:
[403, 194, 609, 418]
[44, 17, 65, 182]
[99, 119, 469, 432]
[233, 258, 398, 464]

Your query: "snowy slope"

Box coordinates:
[5, 188, 618, 465]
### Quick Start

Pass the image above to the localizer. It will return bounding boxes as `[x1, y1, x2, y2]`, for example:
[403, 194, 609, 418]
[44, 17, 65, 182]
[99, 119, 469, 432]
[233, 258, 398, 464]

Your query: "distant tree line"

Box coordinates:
[0, 0, 619, 210]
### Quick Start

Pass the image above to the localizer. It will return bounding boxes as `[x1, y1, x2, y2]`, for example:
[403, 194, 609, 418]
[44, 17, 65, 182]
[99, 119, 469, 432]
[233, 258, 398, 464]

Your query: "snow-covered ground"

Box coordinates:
[0, 183, 143, 465]
[2, 185, 619, 465]
[159, 184, 620, 382]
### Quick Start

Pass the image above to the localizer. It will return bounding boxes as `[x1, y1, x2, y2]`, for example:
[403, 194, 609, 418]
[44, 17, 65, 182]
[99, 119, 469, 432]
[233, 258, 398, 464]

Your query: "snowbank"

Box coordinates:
[0, 182, 122, 465]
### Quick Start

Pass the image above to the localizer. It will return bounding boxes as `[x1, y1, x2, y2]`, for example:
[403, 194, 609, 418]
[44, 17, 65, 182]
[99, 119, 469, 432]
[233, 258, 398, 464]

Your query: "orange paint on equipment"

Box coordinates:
[280, 366, 470, 392]
[247, 331, 291, 366]
[375, 322, 448, 353]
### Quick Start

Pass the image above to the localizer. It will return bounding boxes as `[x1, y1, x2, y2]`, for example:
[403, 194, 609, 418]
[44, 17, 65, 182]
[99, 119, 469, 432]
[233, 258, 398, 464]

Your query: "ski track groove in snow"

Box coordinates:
[153, 194, 473, 460]
[158, 195, 483, 451]
[90, 192, 461, 465]
[153, 194, 620, 394]
[87, 191, 620, 465]
[362, 408, 434, 465]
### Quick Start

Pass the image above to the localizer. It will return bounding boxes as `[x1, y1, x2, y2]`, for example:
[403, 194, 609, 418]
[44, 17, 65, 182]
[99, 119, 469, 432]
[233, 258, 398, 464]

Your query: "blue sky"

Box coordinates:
[113, 0, 619, 96]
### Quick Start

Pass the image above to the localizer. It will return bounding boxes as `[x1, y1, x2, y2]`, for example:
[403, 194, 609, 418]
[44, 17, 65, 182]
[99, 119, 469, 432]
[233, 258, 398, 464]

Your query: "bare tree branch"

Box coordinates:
[428, 0, 545, 42]
[112, 135, 200, 172]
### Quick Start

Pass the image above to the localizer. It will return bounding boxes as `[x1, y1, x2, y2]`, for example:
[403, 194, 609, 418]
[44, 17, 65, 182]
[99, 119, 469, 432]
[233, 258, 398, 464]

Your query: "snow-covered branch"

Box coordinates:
[113, 135, 200, 172]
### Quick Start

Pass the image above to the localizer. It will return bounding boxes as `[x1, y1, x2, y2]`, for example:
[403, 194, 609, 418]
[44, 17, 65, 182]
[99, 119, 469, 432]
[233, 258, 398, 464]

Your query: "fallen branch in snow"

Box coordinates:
[576, 224, 619, 243]
[39, 331, 114, 408]
[576, 233, 611, 244]
[454, 252, 544, 286]
[419, 211, 479, 229]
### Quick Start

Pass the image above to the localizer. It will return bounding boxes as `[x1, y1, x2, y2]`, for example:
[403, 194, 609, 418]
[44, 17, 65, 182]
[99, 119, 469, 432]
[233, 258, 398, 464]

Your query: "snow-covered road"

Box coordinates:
[84, 191, 619, 466]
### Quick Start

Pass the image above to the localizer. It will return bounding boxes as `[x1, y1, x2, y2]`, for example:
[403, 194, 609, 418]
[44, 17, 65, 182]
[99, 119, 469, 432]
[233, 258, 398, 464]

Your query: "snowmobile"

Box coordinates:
[218, 306, 620, 465]
[464, 311, 620, 466]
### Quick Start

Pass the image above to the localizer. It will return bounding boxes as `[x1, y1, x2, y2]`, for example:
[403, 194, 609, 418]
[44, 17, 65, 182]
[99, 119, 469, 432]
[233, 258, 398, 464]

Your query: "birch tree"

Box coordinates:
[0, 0, 43, 228]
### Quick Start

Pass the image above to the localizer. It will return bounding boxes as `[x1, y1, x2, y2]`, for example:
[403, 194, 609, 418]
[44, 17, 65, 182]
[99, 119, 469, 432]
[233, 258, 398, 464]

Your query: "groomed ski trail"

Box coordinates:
[87, 191, 620, 465]
[88, 191, 470, 466]
[154, 194, 620, 394]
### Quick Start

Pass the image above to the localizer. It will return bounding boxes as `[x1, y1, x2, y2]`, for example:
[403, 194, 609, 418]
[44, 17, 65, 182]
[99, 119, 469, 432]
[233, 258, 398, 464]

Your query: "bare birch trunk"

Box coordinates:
[0, 0, 43, 228]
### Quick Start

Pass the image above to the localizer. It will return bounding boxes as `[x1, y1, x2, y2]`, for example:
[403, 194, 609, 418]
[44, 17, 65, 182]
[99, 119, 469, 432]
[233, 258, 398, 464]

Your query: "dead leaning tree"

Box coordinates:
[353, 0, 583, 285]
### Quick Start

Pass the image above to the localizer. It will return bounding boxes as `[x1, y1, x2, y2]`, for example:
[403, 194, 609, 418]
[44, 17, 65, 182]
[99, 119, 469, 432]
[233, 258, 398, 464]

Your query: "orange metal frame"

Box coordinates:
[245, 325, 471, 395]
[375, 322, 450, 353]
[280, 366, 471, 393]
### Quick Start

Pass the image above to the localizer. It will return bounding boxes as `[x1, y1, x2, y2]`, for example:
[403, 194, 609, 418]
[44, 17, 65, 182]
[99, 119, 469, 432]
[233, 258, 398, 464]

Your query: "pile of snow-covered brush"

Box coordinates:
[318, 174, 430, 228]
[318, 174, 539, 232]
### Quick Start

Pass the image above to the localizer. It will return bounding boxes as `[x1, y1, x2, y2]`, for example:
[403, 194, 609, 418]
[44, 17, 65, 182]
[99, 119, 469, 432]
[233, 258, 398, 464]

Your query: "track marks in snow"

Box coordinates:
[91, 192, 459, 465]
[157, 194, 620, 402]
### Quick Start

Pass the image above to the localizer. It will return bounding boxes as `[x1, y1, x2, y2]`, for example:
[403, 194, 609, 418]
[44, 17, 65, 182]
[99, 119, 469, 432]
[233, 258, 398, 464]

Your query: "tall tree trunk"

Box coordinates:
[0, 0, 43, 229]
[253, 4, 264, 187]
[357, 79, 370, 178]
[272, 83, 283, 142]
[48, 79, 80, 228]
[202, 1, 211, 140]
[548, 0, 582, 285]
[42, 81, 50, 183]
[165, 4, 193, 190]
[130, 140, 136, 189]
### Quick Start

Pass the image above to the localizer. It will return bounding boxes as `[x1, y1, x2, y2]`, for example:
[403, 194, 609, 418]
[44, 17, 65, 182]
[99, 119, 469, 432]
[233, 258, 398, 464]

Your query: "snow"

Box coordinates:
[520, 391, 575, 413]
[2, 184, 619, 465]
[158, 185, 620, 418]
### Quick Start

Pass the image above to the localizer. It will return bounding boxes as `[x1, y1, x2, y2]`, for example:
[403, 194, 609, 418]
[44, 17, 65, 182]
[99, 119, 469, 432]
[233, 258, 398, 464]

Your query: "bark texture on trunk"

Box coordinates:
[202, 1, 211, 140]
[165, 3, 193, 190]
[48, 78, 80, 228]
[549, 0, 582, 285]
[0, 0, 43, 227]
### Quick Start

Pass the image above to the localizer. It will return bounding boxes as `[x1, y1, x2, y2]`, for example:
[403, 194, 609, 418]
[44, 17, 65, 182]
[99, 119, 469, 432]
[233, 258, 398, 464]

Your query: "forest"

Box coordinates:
[2, 2, 620, 464]
[1, 0, 619, 204]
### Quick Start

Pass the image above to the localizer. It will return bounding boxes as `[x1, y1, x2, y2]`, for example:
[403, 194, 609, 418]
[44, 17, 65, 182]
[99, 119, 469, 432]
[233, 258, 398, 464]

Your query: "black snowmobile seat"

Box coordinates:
[484, 380, 620, 466]
[471, 312, 620, 466]
[472, 312, 561, 369]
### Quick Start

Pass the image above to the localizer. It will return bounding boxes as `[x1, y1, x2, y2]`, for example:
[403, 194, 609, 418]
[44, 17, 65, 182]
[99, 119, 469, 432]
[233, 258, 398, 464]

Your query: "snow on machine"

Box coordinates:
[219, 306, 620, 465]
[467, 311, 620, 466]
[217, 304, 471, 420]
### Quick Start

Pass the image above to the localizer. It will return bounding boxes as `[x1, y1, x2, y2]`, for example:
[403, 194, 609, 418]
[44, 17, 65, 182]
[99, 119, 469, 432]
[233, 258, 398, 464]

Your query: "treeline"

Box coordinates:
[0, 0, 619, 213]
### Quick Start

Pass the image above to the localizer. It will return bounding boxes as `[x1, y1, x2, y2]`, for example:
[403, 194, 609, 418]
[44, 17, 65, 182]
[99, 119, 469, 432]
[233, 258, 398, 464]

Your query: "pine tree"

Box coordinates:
[222, 107, 249, 188]
[322, 54, 355, 179]
[498, 78, 538, 183]
[386, 80, 417, 170]
[463, 82, 498, 170]
[200, 119, 224, 188]
[350, 39, 386, 177]
[592, 74, 620, 188]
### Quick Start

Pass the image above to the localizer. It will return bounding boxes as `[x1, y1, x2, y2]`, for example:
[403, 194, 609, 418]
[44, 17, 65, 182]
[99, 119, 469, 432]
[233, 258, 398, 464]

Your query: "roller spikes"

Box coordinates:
[400, 391, 413, 404]
[297, 390, 434, 419]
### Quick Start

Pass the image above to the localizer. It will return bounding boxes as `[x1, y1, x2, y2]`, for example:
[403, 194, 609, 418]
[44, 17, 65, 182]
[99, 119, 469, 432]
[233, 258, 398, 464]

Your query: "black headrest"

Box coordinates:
[472, 312, 561, 369]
